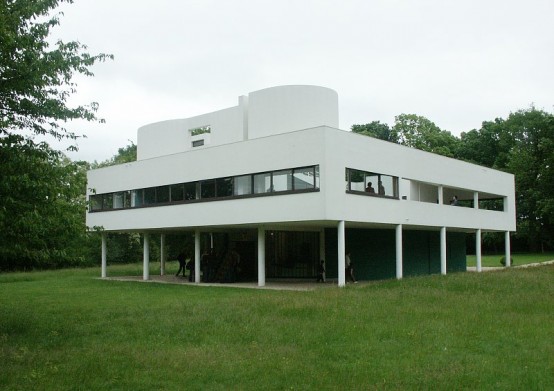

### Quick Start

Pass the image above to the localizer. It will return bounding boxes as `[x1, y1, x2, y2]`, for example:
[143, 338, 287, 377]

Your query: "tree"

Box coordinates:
[351, 121, 398, 143]
[0, 135, 90, 270]
[457, 107, 554, 252]
[0, 0, 113, 143]
[456, 119, 515, 169]
[91, 141, 137, 168]
[0, 0, 112, 270]
[392, 114, 459, 157]
[503, 108, 554, 251]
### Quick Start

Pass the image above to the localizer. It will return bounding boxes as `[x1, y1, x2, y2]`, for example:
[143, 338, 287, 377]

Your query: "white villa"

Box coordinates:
[87, 85, 516, 287]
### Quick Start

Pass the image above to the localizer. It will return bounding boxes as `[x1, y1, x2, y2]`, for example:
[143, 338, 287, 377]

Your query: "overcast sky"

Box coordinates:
[50, 0, 554, 162]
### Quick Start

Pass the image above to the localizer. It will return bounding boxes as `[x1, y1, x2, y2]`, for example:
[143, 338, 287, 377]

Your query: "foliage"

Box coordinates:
[392, 113, 459, 157]
[456, 118, 514, 168]
[353, 107, 554, 252]
[0, 0, 113, 143]
[91, 141, 136, 168]
[459, 108, 554, 250]
[351, 121, 397, 142]
[1, 265, 553, 389]
[503, 108, 554, 250]
[0, 0, 112, 270]
[352, 115, 459, 158]
[0, 135, 90, 270]
[189, 125, 211, 136]
[500, 256, 514, 266]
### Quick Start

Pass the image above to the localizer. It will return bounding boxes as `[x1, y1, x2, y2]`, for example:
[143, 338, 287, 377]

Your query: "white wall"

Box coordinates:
[136, 85, 339, 160]
[88, 126, 516, 233]
[324, 129, 516, 232]
[137, 105, 243, 160]
[247, 85, 338, 139]
[87, 127, 328, 231]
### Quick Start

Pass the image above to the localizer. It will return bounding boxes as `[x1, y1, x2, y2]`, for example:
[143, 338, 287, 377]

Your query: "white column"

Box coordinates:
[395, 224, 403, 279]
[440, 227, 447, 275]
[475, 229, 482, 272]
[258, 227, 266, 287]
[194, 230, 201, 283]
[160, 234, 166, 276]
[101, 233, 107, 278]
[505, 231, 511, 267]
[438, 185, 444, 205]
[143, 233, 150, 281]
[473, 192, 479, 209]
[338, 220, 346, 287]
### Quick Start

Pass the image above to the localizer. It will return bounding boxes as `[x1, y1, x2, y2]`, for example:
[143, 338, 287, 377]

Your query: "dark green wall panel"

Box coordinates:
[325, 227, 466, 281]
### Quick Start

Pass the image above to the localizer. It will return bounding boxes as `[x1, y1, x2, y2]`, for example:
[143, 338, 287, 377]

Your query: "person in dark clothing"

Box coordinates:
[317, 260, 326, 283]
[175, 251, 187, 277]
[187, 259, 195, 282]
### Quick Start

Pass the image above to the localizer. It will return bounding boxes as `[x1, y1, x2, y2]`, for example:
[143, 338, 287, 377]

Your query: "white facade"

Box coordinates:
[137, 85, 338, 160]
[88, 85, 516, 285]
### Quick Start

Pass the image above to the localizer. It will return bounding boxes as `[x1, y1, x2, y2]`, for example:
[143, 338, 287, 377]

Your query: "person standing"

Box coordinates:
[317, 260, 326, 283]
[345, 251, 357, 283]
[175, 251, 187, 277]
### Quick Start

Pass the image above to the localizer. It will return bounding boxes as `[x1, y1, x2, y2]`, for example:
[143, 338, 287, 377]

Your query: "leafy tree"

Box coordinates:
[0, 0, 113, 143]
[0, 135, 90, 270]
[503, 108, 554, 251]
[351, 121, 398, 143]
[351, 115, 459, 157]
[392, 114, 459, 157]
[0, 0, 112, 270]
[457, 107, 554, 252]
[456, 119, 515, 169]
[91, 141, 136, 168]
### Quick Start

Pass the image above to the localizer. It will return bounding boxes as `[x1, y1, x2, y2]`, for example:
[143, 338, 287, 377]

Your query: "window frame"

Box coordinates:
[89, 164, 320, 212]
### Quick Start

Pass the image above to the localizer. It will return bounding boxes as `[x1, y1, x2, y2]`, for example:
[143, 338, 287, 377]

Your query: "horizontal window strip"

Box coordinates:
[89, 165, 319, 212]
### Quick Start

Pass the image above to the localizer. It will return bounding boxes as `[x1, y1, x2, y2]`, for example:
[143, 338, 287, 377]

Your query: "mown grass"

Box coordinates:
[1, 264, 553, 390]
[466, 252, 554, 267]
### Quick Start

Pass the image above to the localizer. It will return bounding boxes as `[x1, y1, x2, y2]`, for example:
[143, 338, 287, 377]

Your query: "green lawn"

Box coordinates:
[466, 252, 554, 267]
[1, 264, 553, 390]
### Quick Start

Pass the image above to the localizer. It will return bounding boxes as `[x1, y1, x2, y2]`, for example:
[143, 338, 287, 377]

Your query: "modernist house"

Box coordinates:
[87, 85, 516, 287]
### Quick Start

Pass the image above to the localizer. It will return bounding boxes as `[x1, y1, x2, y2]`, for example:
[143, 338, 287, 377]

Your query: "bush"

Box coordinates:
[500, 256, 514, 266]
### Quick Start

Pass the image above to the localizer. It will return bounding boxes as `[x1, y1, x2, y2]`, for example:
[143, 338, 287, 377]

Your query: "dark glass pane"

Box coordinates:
[216, 177, 233, 197]
[90, 195, 102, 211]
[144, 187, 156, 205]
[349, 169, 365, 191]
[200, 180, 215, 199]
[123, 191, 132, 208]
[157, 186, 170, 203]
[103, 194, 113, 209]
[184, 182, 197, 200]
[170, 184, 184, 202]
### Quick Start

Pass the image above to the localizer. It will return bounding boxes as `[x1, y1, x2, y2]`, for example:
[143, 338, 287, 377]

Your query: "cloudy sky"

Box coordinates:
[51, 0, 554, 162]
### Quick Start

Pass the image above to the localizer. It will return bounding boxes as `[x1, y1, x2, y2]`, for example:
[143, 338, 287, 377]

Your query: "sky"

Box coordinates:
[49, 0, 554, 162]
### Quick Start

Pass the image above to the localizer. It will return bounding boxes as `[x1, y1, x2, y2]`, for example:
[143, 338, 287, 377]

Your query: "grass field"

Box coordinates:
[1, 263, 553, 390]
[466, 252, 554, 267]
